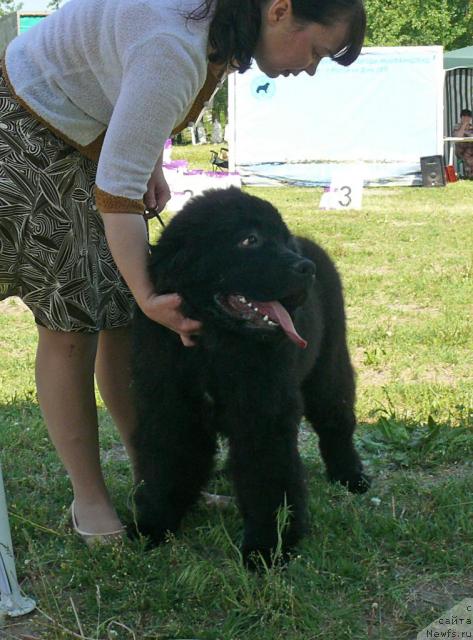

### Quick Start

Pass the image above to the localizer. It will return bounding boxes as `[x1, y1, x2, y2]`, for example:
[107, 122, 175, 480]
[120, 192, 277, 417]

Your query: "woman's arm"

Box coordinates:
[101, 212, 201, 346]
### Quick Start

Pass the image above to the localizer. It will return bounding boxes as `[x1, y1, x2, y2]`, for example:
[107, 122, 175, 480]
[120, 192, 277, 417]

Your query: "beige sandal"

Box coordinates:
[70, 501, 125, 547]
[201, 492, 235, 509]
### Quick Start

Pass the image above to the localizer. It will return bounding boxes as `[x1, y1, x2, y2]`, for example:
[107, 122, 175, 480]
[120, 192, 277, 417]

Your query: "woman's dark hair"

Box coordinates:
[460, 108, 472, 117]
[187, 0, 366, 72]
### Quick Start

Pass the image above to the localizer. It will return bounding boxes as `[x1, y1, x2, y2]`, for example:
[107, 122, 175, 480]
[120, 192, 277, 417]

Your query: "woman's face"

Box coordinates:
[254, 0, 351, 78]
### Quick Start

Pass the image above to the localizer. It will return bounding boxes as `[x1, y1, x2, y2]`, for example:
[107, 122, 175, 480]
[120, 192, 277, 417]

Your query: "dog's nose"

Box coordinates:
[292, 259, 316, 278]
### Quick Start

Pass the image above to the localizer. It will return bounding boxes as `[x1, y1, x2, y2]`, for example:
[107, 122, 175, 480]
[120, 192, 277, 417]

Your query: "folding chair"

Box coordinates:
[210, 147, 229, 171]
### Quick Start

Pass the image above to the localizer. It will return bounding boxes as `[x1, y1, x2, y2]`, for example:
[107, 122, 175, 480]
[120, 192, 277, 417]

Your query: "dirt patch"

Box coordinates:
[351, 346, 465, 387]
[367, 574, 473, 640]
[397, 366, 463, 385]
[352, 347, 391, 386]
[386, 303, 441, 316]
[406, 576, 473, 615]
[371, 462, 473, 492]
[358, 368, 392, 387]
[408, 462, 473, 487]
[352, 265, 394, 276]
[0, 612, 42, 639]
[391, 220, 428, 227]
[0, 298, 29, 315]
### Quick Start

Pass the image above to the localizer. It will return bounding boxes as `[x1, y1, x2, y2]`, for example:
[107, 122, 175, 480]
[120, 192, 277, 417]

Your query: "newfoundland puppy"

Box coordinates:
[132, 187, 369, 566]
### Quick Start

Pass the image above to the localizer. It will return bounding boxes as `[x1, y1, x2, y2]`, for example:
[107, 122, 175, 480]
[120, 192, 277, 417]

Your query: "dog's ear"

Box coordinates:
[147, 240, 190, 291]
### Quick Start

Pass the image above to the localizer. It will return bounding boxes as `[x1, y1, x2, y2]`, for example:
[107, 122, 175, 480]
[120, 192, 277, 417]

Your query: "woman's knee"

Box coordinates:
[36, 325, 98, 362]
[97, 325, 132, 358]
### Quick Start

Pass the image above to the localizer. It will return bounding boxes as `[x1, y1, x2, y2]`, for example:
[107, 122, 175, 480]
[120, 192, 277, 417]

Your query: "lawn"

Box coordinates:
[1, 144, 472, 639]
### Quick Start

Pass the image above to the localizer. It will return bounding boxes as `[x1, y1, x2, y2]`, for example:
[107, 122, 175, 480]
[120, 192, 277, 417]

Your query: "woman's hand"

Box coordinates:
[144, 153, 171, 213]
[140, 293, 202, 347]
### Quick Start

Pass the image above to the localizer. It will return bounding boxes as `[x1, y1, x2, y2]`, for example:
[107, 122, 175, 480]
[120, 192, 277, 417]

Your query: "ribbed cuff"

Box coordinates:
[95, 186, 144, 214]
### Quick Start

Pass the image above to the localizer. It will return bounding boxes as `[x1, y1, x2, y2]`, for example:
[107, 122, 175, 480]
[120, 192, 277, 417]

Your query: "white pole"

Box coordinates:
[0, 460, 36, 617]
[227, 73, 236, 173]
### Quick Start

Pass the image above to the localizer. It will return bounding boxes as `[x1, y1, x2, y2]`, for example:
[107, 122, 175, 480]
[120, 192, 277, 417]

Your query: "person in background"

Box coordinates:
[453, 108, 473, 179]
[0, 0, 366, 545]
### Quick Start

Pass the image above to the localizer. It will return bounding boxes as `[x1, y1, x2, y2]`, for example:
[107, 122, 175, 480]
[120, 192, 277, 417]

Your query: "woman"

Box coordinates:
[453, 108, 473, 179]
[0, 0, 365, 544]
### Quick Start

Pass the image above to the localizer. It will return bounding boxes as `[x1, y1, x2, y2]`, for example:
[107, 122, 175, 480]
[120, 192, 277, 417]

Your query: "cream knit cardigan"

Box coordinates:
[5, 0, 212, 213]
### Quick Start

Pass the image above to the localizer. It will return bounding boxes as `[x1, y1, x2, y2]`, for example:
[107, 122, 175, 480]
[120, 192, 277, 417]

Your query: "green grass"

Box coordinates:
[1, 144, 472, 639]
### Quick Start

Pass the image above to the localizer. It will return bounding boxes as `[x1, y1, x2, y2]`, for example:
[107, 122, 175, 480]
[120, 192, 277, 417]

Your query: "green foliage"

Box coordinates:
[365, 0, 473, 50]
[47, 0, 62, 10]
[212, 78, 228, 127]
[358, 413, 473, 468]
[0, 0, 22, 17]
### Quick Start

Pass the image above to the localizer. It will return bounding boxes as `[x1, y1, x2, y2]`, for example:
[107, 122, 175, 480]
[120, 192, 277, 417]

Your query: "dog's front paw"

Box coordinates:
[130, 519, 169, 547]
[329, 469, 371, 494]
[344, 471, 371, 494]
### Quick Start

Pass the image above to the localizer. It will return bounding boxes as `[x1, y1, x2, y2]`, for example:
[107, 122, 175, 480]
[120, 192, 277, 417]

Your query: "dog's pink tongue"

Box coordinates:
[257, 301, 307, 349]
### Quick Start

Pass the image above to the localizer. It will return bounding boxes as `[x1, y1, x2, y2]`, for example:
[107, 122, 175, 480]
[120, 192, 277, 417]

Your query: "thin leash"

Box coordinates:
[144, 207, 166, 228]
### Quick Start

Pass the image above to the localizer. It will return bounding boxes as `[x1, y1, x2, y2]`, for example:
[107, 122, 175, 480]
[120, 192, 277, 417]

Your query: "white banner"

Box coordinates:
[229, 46, 444, 167]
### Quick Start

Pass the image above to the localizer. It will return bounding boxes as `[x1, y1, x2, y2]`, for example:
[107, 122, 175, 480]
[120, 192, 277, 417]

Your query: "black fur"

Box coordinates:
[132, 187, 370, 567]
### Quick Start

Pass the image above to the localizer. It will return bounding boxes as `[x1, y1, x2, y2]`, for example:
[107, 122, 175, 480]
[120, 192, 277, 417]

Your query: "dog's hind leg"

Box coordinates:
[227, 403, 308, 568]
[302, 345, 370, 494]
[132, 396, 217, 545]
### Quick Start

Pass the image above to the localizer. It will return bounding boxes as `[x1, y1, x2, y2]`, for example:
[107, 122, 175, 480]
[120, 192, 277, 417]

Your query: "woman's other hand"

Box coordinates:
[144, 153, 171, 213]
[140, 293, 202, 347]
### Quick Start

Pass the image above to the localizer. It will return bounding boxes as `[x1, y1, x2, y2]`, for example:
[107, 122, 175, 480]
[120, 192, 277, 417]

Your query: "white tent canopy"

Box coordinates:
[444, 45, 473, 71]
[228, 46, 445, 186]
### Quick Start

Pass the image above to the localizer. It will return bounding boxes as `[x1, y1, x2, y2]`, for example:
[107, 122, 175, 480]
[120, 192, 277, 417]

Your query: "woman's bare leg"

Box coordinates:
[35, 325, 123, 534]
[94, 326, 138, 475]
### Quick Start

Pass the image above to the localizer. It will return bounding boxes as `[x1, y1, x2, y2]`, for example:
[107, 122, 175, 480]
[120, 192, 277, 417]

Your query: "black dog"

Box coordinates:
[132, 187, 369, 566]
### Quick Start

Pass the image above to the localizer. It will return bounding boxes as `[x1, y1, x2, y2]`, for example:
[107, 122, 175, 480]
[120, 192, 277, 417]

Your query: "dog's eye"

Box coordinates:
[239, 234, 259, 248]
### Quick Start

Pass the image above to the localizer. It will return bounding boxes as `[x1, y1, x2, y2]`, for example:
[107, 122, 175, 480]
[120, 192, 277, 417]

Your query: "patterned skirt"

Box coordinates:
[0, 70, 134, 332]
